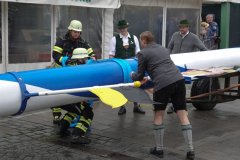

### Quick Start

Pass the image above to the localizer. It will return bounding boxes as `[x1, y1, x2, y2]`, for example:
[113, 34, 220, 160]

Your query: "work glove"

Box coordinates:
[61, 56, 69, 67]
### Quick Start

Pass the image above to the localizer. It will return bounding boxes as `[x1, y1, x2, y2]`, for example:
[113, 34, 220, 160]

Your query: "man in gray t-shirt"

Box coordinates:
[131, 31, 194, 160]
[168, 19, 207, 54]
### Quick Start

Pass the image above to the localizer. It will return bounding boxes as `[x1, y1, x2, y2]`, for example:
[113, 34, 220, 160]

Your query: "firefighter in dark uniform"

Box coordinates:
[52, 20, 95, 67]
[58, 48, 94, 144]
[51, 20, 95, 124]
[108, 19, 145, 115]
[51, 20, 95, 144]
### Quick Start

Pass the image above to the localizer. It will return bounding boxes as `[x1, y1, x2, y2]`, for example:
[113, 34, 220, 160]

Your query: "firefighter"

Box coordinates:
[51, 20, 95, 124]
[57, 48, 94, 144]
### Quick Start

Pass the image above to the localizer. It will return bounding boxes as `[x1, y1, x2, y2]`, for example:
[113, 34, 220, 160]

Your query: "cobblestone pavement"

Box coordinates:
[1, 98, 240, 160]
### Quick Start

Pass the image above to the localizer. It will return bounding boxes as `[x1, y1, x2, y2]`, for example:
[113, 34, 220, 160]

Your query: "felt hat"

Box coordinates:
[178, 19, 190, 27]
[117, 19, 129, 29]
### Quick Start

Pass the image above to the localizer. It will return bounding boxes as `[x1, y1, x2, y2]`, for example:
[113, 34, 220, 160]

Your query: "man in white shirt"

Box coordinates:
[108, 19, 145, 115]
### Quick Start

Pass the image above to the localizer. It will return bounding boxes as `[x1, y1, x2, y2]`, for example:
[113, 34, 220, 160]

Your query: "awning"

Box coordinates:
[1, 0, 121, 8]
[203, 0, 240, 3]
[121, 0, 201, 9]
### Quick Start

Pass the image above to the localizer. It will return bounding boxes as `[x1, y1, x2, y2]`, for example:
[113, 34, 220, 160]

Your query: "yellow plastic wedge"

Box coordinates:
[90, 88, 128, 108]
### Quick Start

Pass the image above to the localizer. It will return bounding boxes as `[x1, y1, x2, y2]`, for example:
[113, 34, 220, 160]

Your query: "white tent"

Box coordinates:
[203, 0, 240, 3]
[0, 0, 121, 8]
[0, 0, 203, 72]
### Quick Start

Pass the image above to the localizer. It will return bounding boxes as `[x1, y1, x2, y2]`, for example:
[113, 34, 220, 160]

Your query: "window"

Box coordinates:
[56, 6, 103, 59]
[229, 3, 240, 48]
[8, 3, 51, 63]
[114, 5, 163, 45]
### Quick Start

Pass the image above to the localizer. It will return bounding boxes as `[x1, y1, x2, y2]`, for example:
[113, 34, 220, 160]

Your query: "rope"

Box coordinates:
[7, 72, 30, 116]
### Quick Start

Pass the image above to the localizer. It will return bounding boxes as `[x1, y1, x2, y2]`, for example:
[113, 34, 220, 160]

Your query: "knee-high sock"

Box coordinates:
[181, 124, 194, 151]
[153, 124, 164, 150]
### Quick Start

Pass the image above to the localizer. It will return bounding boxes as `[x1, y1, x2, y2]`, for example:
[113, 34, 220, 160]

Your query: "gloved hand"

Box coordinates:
[61, 56, 69, 67]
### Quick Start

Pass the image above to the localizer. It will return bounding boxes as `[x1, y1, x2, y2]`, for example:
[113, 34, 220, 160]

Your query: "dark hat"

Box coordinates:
[117, 19, 129, 29]
[178, 19, 190, 27]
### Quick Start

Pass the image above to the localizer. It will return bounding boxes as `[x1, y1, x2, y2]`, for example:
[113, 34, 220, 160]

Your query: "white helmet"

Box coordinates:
[68, 20, 82, 32]
[71, 48, 89, 59]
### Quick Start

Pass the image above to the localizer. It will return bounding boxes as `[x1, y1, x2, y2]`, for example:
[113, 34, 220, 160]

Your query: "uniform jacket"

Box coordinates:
[52, 32, 94, 66]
